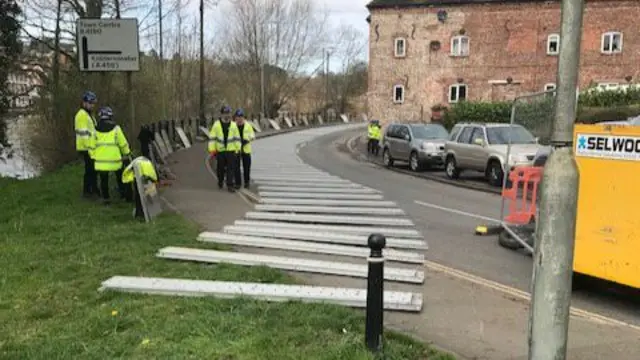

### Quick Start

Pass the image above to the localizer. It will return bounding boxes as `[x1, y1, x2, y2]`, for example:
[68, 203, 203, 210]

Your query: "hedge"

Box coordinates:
[444, 101, 640, 126]
[578, 87, 640, 107]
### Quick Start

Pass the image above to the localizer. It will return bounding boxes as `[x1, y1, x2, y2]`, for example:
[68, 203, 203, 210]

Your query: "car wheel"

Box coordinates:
[444, 156, 460, 179]
[409, 152, 422, 172]
[498, 230, 524, 250]
[487, 160, 504, 187]
[383, 149, 394, 167]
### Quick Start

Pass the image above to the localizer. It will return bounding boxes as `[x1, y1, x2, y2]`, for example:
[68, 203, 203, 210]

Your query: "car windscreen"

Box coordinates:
[486, 125, 536, 145]
[410, 124, 449, 140]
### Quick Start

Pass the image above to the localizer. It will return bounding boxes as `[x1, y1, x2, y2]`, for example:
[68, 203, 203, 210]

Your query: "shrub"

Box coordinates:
[578, 87, 640, 108]
[442, 101, 511, 129]
[577, 105, 640, 124]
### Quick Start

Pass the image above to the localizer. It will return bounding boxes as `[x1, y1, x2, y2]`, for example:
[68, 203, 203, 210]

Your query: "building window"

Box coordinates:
[544, 83, 556, 91]
[394, 38, 406, 58]
[449, 84, 467, 103]
[547, 34, 560, 55]
[451, 36, 469, 56]
[393, 85, 405, 104]
[601, 32, 623, 54]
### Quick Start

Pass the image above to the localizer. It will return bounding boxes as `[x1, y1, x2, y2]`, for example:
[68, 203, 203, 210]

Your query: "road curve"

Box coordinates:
[298, 126, 640, 327]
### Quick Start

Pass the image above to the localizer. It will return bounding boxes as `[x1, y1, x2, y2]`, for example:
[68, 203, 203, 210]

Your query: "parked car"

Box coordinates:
[444, 123, 543, 186]
[382, 123, 449, 171]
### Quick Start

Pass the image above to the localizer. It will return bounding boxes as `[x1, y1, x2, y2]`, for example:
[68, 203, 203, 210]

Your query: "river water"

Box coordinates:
[0, 115, 40, 179]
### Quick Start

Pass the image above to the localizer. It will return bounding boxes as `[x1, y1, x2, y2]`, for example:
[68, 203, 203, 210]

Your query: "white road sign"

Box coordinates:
[76, 18, 140, 72]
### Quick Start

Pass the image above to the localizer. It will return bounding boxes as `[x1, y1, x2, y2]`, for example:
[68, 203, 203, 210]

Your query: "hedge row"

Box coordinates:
[578, 87, 640, 107]
[443, 99, 640, 139]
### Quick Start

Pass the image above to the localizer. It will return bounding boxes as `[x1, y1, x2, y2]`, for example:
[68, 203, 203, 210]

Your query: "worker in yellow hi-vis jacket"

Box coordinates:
[232, 108, 255, 189]
[208, 105, 241, 192]
[74, 91, 99, 198]
[88, 106, 132, 204]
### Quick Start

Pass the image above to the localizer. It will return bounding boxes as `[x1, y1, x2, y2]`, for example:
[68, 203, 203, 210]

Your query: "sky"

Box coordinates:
[21, 0, 371, 74]
[164, 0, 371, 74]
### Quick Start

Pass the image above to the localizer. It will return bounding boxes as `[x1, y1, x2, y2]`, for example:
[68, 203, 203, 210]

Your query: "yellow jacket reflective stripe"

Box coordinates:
[208, 120, 241, 153]
[122, 156, 158, 184]
[75, 109, 96, 151]
[240, 122, 255, 154]
[89, 125, 131, 171]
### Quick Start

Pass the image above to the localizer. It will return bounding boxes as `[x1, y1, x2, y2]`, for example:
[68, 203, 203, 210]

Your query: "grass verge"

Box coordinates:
[0, 164, 454, 360]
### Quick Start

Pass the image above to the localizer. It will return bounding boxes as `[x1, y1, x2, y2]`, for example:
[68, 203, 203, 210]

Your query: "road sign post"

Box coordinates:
[76, 18, 140, 72]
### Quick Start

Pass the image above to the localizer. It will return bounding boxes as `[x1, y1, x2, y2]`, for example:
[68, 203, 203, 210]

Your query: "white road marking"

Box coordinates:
[426, 260, 640, 331]
[414, 200, 500, 224]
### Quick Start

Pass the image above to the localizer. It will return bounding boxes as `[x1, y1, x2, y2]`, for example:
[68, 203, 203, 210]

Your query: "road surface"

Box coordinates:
[298, 126, 640, 328]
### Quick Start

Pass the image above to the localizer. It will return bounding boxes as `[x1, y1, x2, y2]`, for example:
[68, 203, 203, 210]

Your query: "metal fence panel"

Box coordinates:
[500, 89, 556, 253]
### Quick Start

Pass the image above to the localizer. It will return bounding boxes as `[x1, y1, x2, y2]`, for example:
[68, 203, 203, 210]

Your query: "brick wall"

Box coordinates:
[367, 0, 640, 126]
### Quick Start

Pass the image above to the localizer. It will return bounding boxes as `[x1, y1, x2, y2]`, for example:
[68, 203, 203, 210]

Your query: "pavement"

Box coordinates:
[160, 125, 640, 360]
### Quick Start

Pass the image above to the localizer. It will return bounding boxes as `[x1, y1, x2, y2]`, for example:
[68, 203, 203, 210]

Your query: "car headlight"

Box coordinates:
[421, 142, 437, 153]
[508, 154, 528, 164]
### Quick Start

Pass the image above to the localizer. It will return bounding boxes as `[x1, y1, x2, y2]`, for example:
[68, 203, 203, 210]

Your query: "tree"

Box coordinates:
[0, 0, 23, 149]
[220, 0, 328, 117]
[328, 24, 367, 113]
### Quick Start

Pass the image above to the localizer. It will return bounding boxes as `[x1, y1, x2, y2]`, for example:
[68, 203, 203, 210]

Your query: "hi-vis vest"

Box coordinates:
[89, 125, 131, 171]
[74, 108, 97, 152]
[368, 124, 376, 139]
[240, 122, 256, 154]
[122, 156, 158, 184]
[371, 126, 381, 140]
[208, 120, 241, 153]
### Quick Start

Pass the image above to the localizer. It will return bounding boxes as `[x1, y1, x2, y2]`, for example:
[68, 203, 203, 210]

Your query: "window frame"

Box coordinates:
[450, 35, 470, 57]
[394, 37, 407, 58]
[544, 83, 556, 91]
[393, 84, 405, 104]
[448, 124, 463, 141]
[449, 83, 467, 103]
[546, 34, 560, 55]
[469, 127, 486, 145]
[456, 126, 474, 144]
[601, 31, 623, 54]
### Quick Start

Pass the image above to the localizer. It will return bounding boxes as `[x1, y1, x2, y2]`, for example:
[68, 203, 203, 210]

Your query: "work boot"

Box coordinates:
[244, 183, 250, 189]
[218, 183, 223, 190]
[228, 187, 236, 193]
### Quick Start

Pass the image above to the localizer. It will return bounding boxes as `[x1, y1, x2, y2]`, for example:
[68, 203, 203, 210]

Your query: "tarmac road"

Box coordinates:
[298, 126, 640, 328]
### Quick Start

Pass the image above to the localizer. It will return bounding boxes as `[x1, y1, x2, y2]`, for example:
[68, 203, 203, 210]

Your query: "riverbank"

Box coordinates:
[0, 163, 451, 359]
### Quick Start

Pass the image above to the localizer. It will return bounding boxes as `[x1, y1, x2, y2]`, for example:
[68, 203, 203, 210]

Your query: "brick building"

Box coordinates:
[366, 0, 640, 124]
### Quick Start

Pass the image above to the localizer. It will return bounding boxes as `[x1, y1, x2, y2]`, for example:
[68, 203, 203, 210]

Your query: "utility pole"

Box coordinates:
[260, 25, 266, 119]
[527, 0, 583, 359]
[199, 0, 205, 121]
[114, 0, 135, 133]
[158, 0, 166, 120]
[325, 49, 331, 121]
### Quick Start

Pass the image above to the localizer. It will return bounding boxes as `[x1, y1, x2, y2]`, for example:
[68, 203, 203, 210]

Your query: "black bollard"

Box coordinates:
[365, 233, 386, 354]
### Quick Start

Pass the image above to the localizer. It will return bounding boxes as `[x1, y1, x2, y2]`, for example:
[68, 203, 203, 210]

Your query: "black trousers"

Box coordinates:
[371, 139, 380, 156]
[97, 169, 128, 200]
[216, 152, 237, 188]
[80, 151, 98, 195]
[367, 138, 374, 154]
[234, 153, 252, 187]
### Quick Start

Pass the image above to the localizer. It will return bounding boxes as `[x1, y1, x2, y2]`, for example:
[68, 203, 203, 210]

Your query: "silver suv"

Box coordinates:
[444, 123, 542, 186]
[382, 123, 449, 171]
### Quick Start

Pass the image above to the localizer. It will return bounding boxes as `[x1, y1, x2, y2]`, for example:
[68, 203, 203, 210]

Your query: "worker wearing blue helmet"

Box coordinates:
[208, 105, 241, 192]
[75, 90, 99, 198]
[232, 108, 255, 189]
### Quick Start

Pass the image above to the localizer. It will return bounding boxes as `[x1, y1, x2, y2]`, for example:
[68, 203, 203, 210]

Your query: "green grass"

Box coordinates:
[0, 164, 454, 360]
